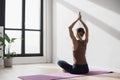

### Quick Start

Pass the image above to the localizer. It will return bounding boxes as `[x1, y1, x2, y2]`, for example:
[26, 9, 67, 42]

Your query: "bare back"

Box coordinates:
[73, 40, 87, 65]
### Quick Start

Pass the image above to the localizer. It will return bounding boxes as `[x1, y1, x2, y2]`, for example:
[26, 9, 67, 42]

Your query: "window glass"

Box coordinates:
[25, 31, 40, 54]
[25, 0, 41, 29]
[5, 0, 22, 29]
[5, 30, 21, 54]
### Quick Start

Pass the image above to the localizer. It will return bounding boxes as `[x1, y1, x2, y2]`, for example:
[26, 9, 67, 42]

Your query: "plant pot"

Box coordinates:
[4, 58, 13, 67]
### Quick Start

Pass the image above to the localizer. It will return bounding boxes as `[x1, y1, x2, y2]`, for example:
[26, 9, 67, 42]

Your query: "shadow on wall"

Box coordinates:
[88, 0, 120, 14]
[56, 0, 120, 40]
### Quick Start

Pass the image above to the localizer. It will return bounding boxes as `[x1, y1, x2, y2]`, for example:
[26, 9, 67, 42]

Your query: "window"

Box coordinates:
[5, 0, 43, 56]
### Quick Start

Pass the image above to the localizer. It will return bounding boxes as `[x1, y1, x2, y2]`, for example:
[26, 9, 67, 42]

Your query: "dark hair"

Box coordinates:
[77, 28, 85, 37]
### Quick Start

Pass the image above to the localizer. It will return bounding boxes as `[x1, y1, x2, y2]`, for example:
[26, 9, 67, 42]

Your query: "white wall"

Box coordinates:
[53, 0, 120, 72]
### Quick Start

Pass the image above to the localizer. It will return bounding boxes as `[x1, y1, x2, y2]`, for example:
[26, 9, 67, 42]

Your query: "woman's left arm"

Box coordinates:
[79, 12, 89, 42]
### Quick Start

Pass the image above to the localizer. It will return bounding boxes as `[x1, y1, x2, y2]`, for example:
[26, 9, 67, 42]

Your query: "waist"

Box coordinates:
[74, 57, 87, 65]
[73, 63, 88, 67]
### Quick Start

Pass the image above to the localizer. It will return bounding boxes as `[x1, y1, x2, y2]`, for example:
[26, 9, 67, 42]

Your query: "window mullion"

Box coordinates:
[40, 0, 43, 56]
[21, 0, 25, 55]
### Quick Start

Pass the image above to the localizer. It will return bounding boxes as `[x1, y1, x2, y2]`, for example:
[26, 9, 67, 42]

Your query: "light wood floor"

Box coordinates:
[0, 63, 120, 80]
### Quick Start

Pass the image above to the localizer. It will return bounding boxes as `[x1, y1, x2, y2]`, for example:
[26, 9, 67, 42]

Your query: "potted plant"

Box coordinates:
[0, 33, 16, 67]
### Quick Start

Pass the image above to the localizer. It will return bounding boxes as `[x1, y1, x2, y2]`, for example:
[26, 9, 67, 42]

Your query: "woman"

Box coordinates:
[57, 12, 89, 74]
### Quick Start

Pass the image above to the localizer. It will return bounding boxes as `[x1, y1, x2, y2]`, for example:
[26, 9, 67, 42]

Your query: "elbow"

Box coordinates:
[68, 26, 71, 28]
[68, 26, 72, 29]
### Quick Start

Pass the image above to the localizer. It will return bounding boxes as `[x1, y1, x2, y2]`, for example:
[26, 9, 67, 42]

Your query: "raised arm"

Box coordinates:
[69, 18, 79, 49]
[69, 18, 79, 39]
[79, 12, 89, 42]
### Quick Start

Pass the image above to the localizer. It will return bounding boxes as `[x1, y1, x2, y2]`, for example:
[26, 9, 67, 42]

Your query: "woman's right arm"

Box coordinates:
[69, 18, 79, 40]
[69, 18, 79, 49]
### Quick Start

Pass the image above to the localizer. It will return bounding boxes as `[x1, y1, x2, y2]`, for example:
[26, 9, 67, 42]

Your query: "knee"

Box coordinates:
[57, 60, 63, 65]
[57, 60, 66, 66]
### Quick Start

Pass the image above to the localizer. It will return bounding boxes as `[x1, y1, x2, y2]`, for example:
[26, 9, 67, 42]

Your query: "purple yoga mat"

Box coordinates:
[19, 70, 112, 80]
